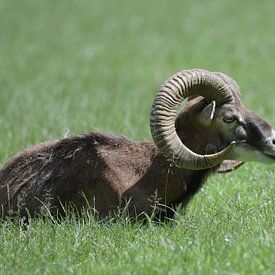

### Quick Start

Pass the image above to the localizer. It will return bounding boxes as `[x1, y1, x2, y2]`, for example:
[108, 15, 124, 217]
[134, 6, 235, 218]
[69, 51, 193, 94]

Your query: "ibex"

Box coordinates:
[0, 69, 274, 221]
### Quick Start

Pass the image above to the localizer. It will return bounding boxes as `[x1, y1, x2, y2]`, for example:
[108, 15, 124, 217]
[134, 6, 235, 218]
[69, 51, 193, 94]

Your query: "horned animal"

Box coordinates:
[0, 69, 274, 221]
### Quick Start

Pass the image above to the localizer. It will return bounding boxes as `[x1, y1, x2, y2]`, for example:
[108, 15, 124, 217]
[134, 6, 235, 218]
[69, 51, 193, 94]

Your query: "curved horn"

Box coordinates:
[214, 72, 241, 98]
[150, 69, 236, 170]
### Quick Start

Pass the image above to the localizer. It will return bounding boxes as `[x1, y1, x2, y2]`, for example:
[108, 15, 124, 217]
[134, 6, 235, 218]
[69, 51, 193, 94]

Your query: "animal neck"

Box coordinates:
[149, 146, 211, 207]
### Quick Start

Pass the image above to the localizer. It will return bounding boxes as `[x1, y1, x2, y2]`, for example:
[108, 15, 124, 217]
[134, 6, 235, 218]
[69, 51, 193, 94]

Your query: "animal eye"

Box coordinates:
[223, 116, 236, 123]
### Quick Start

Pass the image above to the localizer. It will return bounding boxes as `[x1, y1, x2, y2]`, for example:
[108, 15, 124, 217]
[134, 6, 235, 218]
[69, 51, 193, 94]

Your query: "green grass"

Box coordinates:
[0, 0, 274, 274]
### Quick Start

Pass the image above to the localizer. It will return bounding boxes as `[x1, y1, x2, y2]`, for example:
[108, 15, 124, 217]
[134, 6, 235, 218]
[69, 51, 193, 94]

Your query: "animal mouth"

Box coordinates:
[263, 152, 275, 161]
[234, 143, 275, 163]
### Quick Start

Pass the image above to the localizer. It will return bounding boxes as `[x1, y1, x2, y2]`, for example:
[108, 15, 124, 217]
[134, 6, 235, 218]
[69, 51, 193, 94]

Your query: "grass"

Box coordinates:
[0, 0, 274, 274]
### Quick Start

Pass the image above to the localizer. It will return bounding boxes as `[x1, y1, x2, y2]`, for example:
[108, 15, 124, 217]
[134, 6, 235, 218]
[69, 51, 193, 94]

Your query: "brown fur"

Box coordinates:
[0, 132, 210, 221]
[0, 96, 273, 221]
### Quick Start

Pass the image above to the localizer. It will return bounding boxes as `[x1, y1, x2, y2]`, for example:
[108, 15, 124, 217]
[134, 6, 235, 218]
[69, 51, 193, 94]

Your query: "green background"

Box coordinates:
[0, 0, 274, 274]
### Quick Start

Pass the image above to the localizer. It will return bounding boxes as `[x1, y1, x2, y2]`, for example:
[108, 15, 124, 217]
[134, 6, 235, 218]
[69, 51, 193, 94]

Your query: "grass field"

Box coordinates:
[0, 0, 274, 274]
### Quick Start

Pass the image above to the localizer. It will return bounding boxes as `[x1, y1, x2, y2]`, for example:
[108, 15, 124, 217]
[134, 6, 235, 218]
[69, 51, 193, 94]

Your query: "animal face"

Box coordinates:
[151, 69, 274, 170]
[199, 101, 275, 164]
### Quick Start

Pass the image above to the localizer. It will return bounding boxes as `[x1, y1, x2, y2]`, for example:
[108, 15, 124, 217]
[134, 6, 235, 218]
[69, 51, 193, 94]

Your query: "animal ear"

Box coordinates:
[217, 160, 245, 173]
[198, 100, 216, 127]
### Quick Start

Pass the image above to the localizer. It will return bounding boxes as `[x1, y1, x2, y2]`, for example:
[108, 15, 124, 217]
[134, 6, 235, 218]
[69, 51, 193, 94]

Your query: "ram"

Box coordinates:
[0, 69, 274, 221]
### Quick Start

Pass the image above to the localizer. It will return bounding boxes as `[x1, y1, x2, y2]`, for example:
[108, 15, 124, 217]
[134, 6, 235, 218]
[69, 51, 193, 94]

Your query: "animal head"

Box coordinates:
[150, 69, 275, 170]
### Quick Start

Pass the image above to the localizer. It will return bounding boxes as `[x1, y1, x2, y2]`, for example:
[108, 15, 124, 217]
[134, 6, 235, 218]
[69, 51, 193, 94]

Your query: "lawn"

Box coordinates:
[0, 0, 274, 274]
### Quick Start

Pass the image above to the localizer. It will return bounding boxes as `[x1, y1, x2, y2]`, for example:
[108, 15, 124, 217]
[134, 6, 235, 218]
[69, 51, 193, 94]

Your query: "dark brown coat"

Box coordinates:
[0, 95, 274, 221]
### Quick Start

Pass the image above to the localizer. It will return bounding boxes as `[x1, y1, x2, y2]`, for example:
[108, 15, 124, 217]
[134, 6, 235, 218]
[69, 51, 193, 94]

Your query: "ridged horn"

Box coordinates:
[150, 69, 236, 170]
[214, 72, 241, 98]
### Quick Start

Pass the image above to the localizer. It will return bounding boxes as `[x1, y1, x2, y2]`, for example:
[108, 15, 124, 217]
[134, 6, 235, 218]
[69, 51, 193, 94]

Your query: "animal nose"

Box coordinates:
[271, 130, 275, 145]
[272, 130, 275, 145]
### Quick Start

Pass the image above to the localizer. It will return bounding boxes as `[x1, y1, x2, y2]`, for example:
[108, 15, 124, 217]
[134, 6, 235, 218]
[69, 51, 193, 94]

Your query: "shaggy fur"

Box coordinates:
[0, 96, 273, 221]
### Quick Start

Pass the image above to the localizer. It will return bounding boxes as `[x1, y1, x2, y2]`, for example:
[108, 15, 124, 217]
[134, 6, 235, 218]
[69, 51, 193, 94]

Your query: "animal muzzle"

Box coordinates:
[227, 128, 275, 164]
[262, 130, 275, 160]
